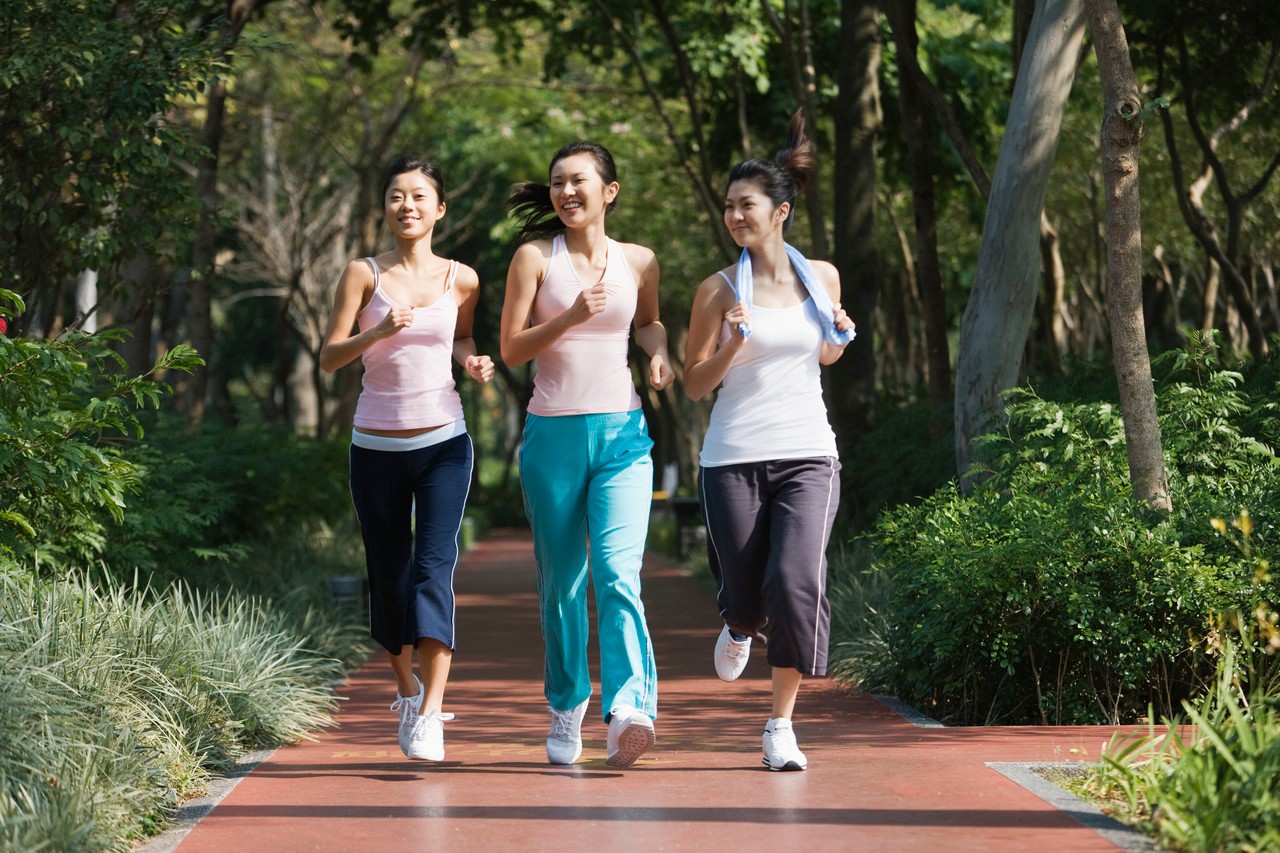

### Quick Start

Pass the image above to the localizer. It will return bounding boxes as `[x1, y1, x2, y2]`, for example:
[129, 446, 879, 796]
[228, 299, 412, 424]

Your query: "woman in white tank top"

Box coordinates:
[683, 112, 855, 772]
[501, 141, 673, 769]
[319, 155, 494, 764]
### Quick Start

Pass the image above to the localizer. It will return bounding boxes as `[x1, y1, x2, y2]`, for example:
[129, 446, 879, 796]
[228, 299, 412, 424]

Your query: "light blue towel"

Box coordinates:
[734, 244, 855, 346]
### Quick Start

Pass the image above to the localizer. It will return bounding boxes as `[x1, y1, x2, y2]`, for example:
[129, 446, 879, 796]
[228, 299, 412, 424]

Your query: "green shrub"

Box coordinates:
[98, 419, 351, 586]
[0, 288, 202, 574]
[838, 336, 1280, 725]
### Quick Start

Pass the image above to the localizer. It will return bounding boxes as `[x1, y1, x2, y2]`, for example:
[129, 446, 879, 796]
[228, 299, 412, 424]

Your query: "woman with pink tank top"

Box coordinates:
[320, 155, 494, 764]
[684, 113, 855, 772]
[501, 141, 674, 768]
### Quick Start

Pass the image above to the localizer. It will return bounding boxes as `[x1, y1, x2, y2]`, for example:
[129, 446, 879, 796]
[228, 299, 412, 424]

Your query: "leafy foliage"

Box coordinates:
[0, 288, 203, 571]
[838, 337, 1280, 724]
[1082, 619, 1280, 852]
[0, 0, 225, 329]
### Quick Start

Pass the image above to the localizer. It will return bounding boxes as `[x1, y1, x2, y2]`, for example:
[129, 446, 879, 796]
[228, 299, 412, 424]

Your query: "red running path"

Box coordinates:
[153, 529, 1141, 853]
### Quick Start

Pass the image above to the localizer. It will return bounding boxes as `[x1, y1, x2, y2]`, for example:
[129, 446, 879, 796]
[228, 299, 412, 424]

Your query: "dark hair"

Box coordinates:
[725, 110, 815, 230]
[380, 154, 447, 204]
[507, 140, 620, 242]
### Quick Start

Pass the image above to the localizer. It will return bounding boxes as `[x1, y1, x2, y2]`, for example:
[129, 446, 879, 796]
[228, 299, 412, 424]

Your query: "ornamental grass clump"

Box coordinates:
[0, 571, 344, 851]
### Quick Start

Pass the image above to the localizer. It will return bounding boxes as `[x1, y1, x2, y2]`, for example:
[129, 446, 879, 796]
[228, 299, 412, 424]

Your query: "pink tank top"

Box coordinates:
[352, 257, 465, 430]
[528, 235, 642, 416]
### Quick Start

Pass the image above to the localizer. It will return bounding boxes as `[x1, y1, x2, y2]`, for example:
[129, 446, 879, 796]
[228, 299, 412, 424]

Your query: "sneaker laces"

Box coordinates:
[724, 639, 750, 662]
[547, 706, 580, 741]
[409, 709, 455, 733]
[390, 678, 423, 714]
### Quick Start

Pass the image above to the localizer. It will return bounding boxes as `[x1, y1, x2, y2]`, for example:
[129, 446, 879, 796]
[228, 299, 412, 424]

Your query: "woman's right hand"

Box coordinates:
[567, 283, 607, 325]
[375, 306, 415, 337]
[724, 301, 751, 345]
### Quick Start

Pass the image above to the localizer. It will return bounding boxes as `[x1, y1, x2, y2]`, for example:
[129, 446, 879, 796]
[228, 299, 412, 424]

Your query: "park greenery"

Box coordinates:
[2, 0, 1279, 848]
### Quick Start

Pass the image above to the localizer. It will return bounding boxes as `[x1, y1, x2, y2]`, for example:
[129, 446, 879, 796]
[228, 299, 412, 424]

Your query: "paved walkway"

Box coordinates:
[151, 530, 1148, 852]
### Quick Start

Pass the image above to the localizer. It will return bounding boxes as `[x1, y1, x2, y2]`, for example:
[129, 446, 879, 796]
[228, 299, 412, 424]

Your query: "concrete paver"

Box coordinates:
[165, 530, 1139, 852]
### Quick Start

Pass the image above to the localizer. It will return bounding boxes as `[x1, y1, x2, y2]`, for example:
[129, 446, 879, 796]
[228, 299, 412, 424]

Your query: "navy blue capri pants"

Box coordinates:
[349, 433, 473, 654]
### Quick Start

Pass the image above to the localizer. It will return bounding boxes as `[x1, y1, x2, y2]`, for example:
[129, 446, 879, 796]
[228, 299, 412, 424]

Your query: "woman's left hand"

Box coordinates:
[832, 302, 855, 335]
[649, 353, 675, 391]
[465, 355, 495, 383]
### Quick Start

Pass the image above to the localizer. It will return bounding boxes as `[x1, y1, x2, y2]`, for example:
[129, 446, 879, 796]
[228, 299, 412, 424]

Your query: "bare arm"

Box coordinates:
[452, 264, 494, 383]
[682, 272, 746, 401]
[628, 243, 674, 391]
[499, 241, 605, 366]
[816, 261, 855, 366]
[319, 259, 411, 373]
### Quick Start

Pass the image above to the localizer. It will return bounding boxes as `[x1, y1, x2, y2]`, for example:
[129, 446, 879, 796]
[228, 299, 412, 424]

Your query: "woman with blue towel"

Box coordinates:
[683, 111, 855, 772]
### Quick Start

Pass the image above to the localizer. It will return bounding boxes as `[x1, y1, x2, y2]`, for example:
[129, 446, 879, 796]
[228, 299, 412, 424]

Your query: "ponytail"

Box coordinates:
[726, 109, 815, 230]
[772, 109, 816, 195]
[507, 182, 561, 242]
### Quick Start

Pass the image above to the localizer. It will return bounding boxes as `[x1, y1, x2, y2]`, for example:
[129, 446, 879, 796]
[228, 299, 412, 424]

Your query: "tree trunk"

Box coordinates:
[827, 0, 882, 450]
[1039, 213, 1070, 362]
[954, 0, 1085, 484]
[885, 0, 951, 416]
[1086, 0, 1171, 511]
[176, 2, 270, 421]
[112, 252, 155, 375]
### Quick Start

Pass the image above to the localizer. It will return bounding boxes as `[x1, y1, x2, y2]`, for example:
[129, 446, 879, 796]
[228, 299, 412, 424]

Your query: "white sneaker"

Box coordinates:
[547, 698, 589, 765]
[405, 709, 454, 761]
[714, 625, 751, 681]
[605, 705, 655, 768]
[762, 718, 807, 771]
[390, 677, 424, 757]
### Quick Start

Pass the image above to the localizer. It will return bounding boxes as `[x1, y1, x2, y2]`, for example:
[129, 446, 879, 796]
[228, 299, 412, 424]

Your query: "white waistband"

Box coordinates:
[351, 419, 467, 451]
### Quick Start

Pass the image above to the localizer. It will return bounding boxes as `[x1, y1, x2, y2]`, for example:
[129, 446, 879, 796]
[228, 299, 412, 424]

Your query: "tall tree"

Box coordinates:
[173, 0, 277, 421]
[826, 0, 882, 445]
[1085, 0, 1169, 510]
[0, 0, 218, 339]
[954, 0, 1086, 483]
[762, 0, 829, 255]
[882, 0, 951, 414]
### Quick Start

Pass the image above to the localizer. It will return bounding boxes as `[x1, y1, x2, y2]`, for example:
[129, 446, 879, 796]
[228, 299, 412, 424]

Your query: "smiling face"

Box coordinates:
[723, 179, 789, 247]
[384, 171, 445, 239]
[549, 152, 619, 228]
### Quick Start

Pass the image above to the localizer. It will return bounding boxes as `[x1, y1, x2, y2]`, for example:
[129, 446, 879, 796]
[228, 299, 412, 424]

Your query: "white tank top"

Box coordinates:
[699, 286, 837, 467]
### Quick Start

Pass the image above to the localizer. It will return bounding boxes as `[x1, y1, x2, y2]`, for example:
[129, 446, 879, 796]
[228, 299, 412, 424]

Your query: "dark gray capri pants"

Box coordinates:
[698, 456, 840, 676]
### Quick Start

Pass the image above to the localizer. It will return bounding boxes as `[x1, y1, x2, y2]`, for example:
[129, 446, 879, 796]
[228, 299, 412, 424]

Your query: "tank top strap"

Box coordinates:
[444, 259, 458, 293]
[607, 238, 638, 288]
[365, 257, 380, 286]
[716, 270, 734, 288]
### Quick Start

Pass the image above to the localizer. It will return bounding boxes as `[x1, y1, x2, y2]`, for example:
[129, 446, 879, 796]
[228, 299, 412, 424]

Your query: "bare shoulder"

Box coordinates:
[810, 259, 840, 299]
[454, 261, 480, 287]
[340, 257, 377, 290]
[453, 261, 481, 295]
[514, 239, 554, 263]
[695, 267, 737, 308]
[619, 241, 658, 271]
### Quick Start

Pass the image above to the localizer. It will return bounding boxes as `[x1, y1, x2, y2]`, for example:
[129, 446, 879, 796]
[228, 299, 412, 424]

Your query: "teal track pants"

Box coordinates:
[520, 410, 658, 721]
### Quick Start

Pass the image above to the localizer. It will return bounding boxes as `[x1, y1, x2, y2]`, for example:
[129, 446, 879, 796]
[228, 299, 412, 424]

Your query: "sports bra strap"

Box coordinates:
[365, 257, 381, 285]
